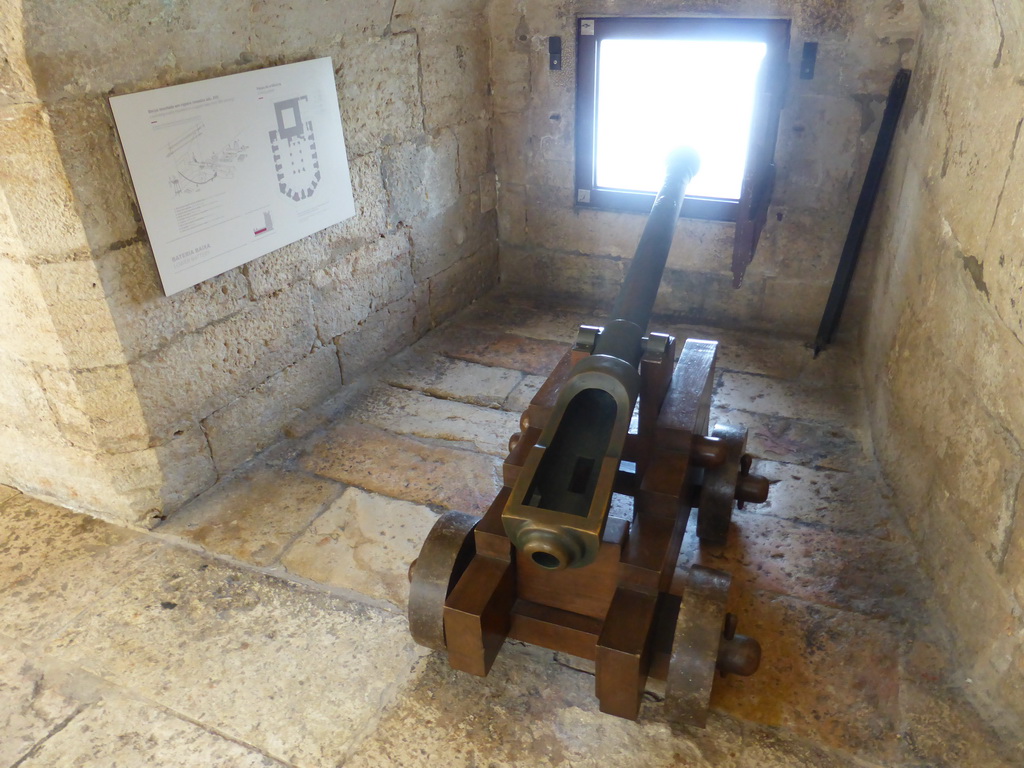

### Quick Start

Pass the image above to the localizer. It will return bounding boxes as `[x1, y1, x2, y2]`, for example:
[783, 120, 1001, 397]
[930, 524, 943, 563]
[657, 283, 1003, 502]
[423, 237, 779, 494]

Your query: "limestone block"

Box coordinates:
[926, 82, 1024, 261]
[335, 32, 422, 157]
[311, 232, 414, 341]
[524, 188, 639, 258]
[750, 208, 847, 281]
[0, 1, 34, 108]
[98, 423, 217, 525]
[791, 39, 851, 99]
[650, 269, 721, 326]
[527, 104, 575, 173]
[391, 0, 490, 26]
[245, 153, 389, 300]
[332, 150, 390, 243]
[492, 112, 529, 186]
[716, 371, 864, 426]
[505, 373, 545, 414]
[930, 398, 1020, 567]
[526, 149, 573, 191]
[428, 325, 570, 376]
[348, 384, 517, 457]
[913, 179, 1024, 437]
[712, 589, 900, 760]
[130, 284, 316, 438]
[22, 2, 253, 99]
[501, 244, 624, 306]
[343, 645, 743, 768]
[897, 677, 1022, 768]
[667, 219, 736, 275]
[410, 196, 495, 282]
[34, 363, 149, 452]
[989, 641, 1024, 741]
[760, 277, 830, 335]
[33, 255, 130, 369]
[773, 94, 862, 212]
[83, 243, 249, 362]
[251, 0, 392, 50]
[0, 184, 20, 258]
[0, 103, 88, 259]
[382, 132, 460, 226]
[245, 226, 340, 299]
[790, 0, 855, 39]
[425, 295, 586, 343]
[418, 17, 491, 130]
[381, 350, 523, 409]
[755, 460, 893, 539]
[300, 419, 501, 513]
[522, 187, 732, 273]
[0, 426, 119, 519]
[0, 349, 62, 442]
[738, 723, 892, 768]
[1005, 491, 1024, 606]
[427, 239, 499, 325]
[19, 697, 286, 768]
[0, 484, 18, 504]
[0, 645, 81, 767]
[34, 249, 251, 370]
[48, 547, 422, 768]
[479, 171, 497, 212]
[870, 391, 940, 539]
[490, 46, 531, 114]
[852, 0, 923, 44]
[914, 493, 1017, 665]
[454, 118, 492, 195]
[682, 505, 919, 618]
[715, 406, 866, 472]
[0, 257, 67, 366]
[281, 487, 438, 607]
[161, 466, 344, 566]
[202, 345, 343, 473]
[496, 182, 526, 244]
[980, 129, 1024, 342]
[335, 288, 429, 382]
[884, 302, 1021, 565]
[45, 95, 139, 250]
[845, 38, 915, 94]
[0, 493, 157, 642]
[0, 426, 189, 526]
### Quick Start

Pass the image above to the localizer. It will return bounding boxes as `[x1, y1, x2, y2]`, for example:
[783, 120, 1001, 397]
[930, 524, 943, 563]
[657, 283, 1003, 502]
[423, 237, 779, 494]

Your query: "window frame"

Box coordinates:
[575, 16, 791, 277]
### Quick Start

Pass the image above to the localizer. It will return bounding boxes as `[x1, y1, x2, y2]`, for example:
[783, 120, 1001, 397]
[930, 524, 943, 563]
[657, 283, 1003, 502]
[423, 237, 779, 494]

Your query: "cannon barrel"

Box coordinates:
[502, 149, 700, 570]
[597, 146, 701, 365]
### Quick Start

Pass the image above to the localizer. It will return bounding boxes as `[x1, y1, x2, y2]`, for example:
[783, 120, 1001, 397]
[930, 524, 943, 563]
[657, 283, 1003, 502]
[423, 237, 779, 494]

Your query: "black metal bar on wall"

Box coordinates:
[813, 68, 912, 356]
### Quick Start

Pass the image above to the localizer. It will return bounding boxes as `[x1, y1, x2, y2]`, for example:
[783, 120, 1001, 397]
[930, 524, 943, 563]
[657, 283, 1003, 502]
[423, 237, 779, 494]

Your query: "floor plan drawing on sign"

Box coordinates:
[269, 96, 321, 202]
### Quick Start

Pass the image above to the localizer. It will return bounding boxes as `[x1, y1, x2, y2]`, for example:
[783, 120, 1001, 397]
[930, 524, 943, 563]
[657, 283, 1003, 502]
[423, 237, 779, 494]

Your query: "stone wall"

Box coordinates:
[0, 0, 497, 527]
[489, 0, 920, 334]
[858, 0, 1024, 741]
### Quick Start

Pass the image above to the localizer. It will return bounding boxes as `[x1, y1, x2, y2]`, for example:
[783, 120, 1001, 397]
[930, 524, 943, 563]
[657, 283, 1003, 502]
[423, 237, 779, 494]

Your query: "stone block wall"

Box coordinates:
[858, 0, 1024, 742]
[0, 0, 497, 526]
[489, 0, 920, 335]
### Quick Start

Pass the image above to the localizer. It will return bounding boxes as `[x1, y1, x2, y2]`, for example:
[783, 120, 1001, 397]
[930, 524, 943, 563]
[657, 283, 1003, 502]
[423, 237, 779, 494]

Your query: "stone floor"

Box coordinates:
[1, 293, 1017, 767]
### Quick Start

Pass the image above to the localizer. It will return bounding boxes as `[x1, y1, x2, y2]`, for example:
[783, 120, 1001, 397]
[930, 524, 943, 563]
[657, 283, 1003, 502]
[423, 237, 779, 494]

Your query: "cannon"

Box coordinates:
[408, 148, 770, 726]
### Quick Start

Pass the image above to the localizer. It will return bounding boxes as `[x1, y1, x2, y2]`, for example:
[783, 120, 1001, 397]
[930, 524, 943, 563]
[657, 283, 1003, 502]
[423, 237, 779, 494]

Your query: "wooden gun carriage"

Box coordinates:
[408, 149, 769, 726]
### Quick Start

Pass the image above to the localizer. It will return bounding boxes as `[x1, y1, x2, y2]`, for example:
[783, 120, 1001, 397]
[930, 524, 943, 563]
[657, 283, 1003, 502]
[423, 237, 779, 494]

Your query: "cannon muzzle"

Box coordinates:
[503, 149, 700, 569]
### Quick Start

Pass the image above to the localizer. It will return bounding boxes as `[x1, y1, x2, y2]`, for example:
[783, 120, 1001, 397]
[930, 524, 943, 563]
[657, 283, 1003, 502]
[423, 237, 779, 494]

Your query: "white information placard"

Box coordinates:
[111, 58, 354, 295]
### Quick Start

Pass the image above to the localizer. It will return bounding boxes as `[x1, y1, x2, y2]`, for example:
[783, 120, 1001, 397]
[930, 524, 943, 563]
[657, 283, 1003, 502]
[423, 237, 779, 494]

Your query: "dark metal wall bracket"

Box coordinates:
[814, 68, 912, 355]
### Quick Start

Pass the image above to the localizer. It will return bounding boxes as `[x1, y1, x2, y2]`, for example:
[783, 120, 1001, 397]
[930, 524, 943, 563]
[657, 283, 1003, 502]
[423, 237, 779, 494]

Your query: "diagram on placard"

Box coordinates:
[269, 96, 322, 202]
[166, 120, 249, 196]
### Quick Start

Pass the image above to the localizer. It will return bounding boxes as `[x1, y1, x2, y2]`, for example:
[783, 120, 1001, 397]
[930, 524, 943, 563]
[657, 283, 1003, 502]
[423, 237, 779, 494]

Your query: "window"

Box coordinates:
[576, 17, 791, 285]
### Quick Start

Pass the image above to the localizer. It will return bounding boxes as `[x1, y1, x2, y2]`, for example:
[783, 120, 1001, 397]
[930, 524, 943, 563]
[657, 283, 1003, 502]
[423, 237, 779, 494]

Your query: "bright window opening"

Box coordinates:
[595, 39, 768, 200]
[575, 17, 790, 227]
